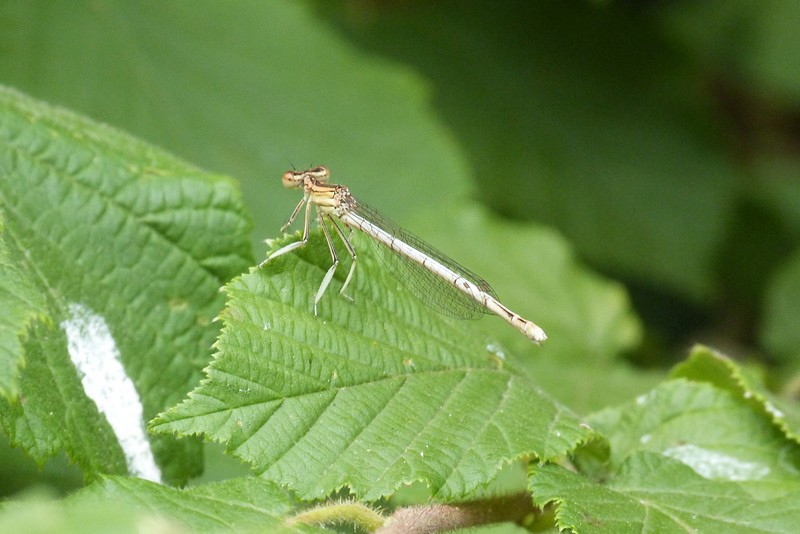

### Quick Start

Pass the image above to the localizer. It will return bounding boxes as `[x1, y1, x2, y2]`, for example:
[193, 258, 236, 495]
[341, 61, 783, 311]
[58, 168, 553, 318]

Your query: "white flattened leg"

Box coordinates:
[258, 196, 311, 269]
[328, 216, 357, 300]
[314, 214, 340, 316]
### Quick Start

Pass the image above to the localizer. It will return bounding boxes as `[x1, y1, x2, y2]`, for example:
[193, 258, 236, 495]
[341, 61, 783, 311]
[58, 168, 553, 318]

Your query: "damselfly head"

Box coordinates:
[281, 170, 305, 189]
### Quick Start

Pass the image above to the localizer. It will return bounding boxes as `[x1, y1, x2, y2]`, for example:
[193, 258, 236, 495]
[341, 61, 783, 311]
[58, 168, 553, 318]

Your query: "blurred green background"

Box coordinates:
[2, 0, 799, 496]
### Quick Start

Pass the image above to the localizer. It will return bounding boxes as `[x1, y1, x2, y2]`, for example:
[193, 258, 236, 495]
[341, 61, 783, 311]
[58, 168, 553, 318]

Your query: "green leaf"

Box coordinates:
[671, 345, 800, 445]
[0, 477, 320, 533]
[0, 215, 48, 399]
[585, 378, 800, 499]
[152, 230, 593, 501]
[0, 86, 252, 484]
[761, 247, 800, 364]
[530, 451, 800, 534]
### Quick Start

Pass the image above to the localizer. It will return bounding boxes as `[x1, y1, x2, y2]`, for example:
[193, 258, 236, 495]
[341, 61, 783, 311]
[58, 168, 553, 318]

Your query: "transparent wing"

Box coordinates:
[350, 201, 496, 320]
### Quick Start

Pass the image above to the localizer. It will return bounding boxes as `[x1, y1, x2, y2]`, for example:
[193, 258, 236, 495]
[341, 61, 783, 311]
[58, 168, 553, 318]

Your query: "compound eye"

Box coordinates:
[282, 170, 302, 188]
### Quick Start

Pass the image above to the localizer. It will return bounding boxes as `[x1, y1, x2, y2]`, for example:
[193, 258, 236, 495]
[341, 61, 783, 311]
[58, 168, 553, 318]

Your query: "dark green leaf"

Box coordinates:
[405, 205, 649, 414]
[662, 0, 800, 104]
[761, 248, 800, 364]
[410, 205, 642, 363]
[320, 1, 739, 302]
[0, 0, 471, 242]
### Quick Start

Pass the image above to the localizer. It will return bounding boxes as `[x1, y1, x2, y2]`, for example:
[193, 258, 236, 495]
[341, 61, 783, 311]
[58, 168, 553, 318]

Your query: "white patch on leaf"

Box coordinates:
[664, 444, 769, 481]
[60, 303, 161, 483]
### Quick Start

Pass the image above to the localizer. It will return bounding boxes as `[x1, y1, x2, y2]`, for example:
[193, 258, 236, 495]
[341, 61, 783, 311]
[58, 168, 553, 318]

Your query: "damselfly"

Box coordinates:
[259, 166, 547, 344]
